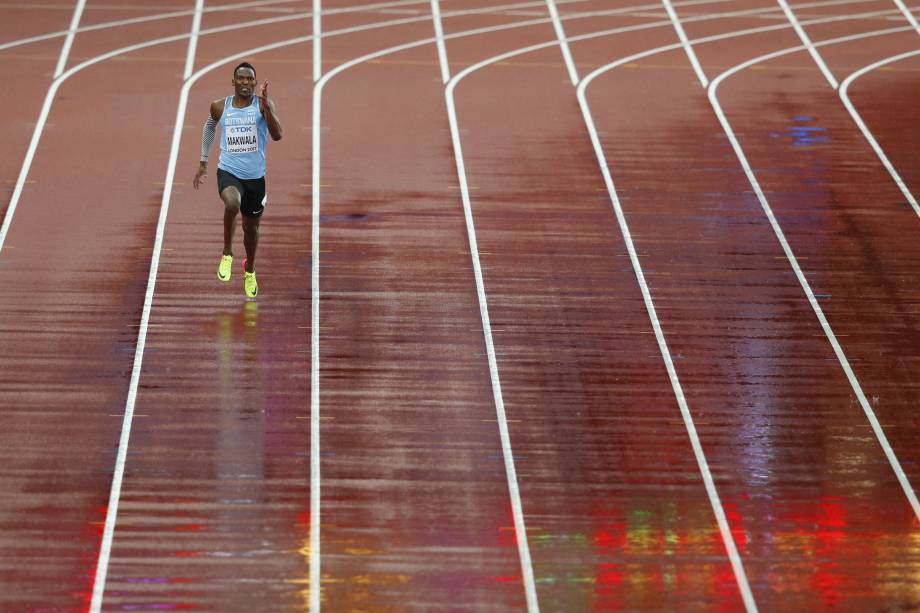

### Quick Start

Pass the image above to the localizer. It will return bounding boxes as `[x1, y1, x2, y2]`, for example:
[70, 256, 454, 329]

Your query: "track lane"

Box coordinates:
[841, 51, 920, 216]
[314, 12, 530, 610]
[91, 5, 320, 609]
[702, 21, 920, 503]
[710, 26, 920, 494]
[0, 3, 197, 608]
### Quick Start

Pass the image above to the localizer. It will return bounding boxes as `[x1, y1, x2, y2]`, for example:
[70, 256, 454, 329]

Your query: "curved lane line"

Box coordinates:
[574, 18, 916, 609]
[431, 0, 542, 607]
[0, 0, 85, 251]
[706, 29, 920, 523]
[577, 55, 761, 613]
[839, 49, 920, 217]
[769, 0, 920, 217]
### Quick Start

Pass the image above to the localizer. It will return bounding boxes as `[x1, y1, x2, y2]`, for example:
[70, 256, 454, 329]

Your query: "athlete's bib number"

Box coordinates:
[225, 124, 258, 153]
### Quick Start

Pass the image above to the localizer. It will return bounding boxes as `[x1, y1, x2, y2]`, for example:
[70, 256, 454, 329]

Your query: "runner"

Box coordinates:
[193, 61, 283, 298]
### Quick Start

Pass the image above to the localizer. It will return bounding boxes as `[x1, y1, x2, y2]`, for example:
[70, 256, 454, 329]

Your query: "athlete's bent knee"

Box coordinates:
[220, 187, 242, 210]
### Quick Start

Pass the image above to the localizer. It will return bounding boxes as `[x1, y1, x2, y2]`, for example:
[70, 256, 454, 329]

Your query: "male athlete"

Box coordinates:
[193, 61, 283, 299]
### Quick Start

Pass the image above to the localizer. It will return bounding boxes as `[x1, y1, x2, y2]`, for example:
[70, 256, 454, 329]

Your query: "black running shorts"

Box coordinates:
[217, 168, 266, 218]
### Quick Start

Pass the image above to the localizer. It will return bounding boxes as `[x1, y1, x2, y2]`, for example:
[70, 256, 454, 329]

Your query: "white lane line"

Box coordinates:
[775, 0, 839, 87]
[891, 0, 920, 33]
[443, 57, 543, 613]
[310, 66, 322, 613]
[184, 0, 204, 79]
[445, 80, 540, 612]
[0, 0, 85, 252]
[544, 0, 579, 84]
[314, 0, 321, 81]
[707, 27, 920, 523]
[839, 49, 920, 218]
[660, 0, 708, 86]
[430, 0, 451, 83]
[88, 8, 206, 610]
[734, 1, 920, 226]
[52, 0, 86, 78]
[431, 0, 539, 608]
[575, 42, 757, 613]
[310, 7, 321, 613]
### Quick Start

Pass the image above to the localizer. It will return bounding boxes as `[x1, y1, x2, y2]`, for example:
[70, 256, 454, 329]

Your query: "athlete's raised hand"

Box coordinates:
[259, 80, 270, 112]
[258, 79, 283, 141]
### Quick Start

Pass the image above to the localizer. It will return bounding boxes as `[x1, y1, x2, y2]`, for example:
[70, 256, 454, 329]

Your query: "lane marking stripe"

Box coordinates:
[775, 0, 839, 88]
[661, 0, 709, 86]
[544, 0, 579, 84]
[839, 50, 920, 218]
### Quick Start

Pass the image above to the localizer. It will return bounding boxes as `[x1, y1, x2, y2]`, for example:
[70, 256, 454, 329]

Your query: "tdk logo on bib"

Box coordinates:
[225, 115, 259, 153]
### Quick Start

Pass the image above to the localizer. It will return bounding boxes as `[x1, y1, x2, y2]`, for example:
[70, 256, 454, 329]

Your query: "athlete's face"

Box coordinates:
[233, 68, 256, 98]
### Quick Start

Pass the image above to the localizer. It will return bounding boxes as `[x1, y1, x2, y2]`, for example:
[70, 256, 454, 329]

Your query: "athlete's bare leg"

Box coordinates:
[242, 214, 259, 272]
[220, 186, 241, 256]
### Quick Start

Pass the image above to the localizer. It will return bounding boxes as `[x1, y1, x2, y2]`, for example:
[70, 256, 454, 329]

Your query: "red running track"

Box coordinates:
[1, 0, 919, 610]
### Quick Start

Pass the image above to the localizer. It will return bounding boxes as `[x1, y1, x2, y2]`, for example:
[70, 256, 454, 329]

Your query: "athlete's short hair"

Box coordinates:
[234, 61, 256, 78]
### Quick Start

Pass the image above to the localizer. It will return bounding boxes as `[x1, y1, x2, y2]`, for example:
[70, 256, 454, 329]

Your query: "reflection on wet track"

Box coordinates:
[1, 0, 920, 610]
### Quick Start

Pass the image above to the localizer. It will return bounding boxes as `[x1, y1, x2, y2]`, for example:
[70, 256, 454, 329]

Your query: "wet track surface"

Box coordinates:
[1, 0, 920, 611]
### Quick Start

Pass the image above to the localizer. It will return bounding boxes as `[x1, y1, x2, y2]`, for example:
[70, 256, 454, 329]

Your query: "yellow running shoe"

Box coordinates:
[217, 254, 233, 282]
[243, 260, 258, 299]
[244, 271, 258, 298]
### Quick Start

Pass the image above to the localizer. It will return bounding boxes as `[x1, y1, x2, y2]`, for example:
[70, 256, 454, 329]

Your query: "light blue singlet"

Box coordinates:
[217, 95, 269, 180]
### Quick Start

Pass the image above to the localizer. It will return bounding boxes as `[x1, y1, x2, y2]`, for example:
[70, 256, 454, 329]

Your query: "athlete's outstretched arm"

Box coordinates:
[259, 80, 283, 141]
[193, 100, 224, 190]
